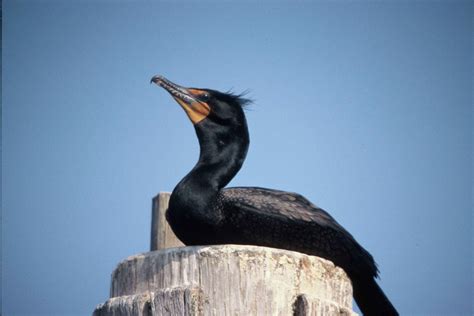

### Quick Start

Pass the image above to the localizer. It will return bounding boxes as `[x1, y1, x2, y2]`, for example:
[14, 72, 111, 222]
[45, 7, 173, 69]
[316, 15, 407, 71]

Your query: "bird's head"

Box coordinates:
[151, 75, 250, 188]
[151, 75, 250, 128]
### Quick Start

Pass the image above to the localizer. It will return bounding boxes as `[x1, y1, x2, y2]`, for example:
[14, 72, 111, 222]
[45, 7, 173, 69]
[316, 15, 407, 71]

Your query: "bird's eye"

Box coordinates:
[200, 93, 210, 102]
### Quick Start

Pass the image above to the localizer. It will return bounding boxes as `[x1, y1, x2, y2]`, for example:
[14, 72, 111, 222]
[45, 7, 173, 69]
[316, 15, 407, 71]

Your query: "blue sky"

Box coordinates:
[2, 1, 472, 315]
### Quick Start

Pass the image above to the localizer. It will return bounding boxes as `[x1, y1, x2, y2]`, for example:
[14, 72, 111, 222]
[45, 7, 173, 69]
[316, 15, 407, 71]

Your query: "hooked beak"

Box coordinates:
[151, 75, 211, 124]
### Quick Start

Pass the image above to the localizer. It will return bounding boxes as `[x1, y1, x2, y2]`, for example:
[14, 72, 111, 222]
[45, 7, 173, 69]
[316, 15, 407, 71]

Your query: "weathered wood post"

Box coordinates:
[93, 192, 357, 316]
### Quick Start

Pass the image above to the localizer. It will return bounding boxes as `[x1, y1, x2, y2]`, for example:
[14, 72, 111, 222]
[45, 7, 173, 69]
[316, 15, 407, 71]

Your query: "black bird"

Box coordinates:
[151, 75, 398, 316]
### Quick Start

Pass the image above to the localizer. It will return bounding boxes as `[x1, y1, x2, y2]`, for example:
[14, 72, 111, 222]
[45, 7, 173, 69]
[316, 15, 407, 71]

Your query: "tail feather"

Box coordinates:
[350, 274, 399, 316]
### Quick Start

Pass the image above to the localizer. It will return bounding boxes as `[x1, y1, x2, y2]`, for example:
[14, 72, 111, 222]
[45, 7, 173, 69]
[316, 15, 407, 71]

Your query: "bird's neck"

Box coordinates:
[172, 119, 249, 208]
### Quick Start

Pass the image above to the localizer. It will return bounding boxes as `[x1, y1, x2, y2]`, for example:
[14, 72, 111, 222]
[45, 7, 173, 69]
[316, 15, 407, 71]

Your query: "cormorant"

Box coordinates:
[151, 75, 398, 316]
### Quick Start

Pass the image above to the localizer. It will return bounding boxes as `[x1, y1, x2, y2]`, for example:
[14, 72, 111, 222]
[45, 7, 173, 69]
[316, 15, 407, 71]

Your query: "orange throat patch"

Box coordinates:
[174, 97, 210, 124]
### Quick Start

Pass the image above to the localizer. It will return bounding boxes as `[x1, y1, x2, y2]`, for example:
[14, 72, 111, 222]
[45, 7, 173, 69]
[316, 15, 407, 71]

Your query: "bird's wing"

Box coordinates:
[221, 186, 345, 230]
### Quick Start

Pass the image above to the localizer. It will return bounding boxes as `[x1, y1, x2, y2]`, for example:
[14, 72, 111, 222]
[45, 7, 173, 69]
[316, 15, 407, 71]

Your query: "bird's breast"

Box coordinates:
[166, 202, 223, 246]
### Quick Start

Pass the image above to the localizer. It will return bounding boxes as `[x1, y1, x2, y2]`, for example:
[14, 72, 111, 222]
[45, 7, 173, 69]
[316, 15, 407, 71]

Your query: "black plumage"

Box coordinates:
[151, 75, 398, 316]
